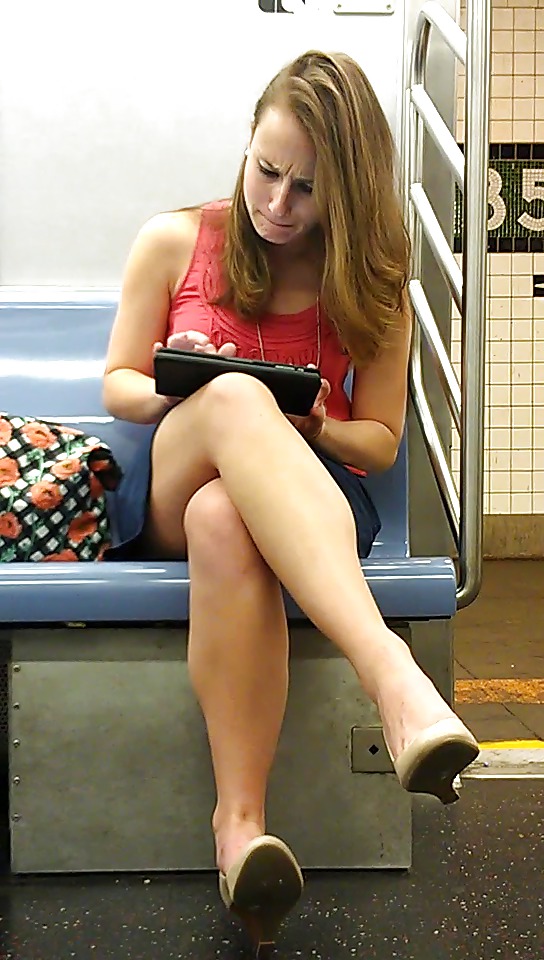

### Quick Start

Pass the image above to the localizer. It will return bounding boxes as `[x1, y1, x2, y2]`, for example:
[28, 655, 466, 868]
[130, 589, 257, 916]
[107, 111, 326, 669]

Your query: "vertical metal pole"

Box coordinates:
[457, 0, 490, 606]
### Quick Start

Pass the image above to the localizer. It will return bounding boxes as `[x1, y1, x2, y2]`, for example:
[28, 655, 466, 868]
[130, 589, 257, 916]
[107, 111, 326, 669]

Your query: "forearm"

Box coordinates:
[102, 368, 171, 425]
[315, 416, 399, 473]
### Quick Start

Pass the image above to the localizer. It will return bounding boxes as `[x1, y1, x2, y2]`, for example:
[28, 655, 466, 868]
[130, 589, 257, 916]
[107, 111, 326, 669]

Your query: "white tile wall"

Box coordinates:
[451, 0, 544, 514]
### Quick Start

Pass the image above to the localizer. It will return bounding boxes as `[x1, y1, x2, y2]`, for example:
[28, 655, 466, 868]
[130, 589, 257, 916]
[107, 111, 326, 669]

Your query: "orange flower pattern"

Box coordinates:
[0, 413, 122, 563]
[30, 481, 63, 511]
[51, 458, 82, 479]
[68, 512, 98, 544]
[0, 458, 20, 488]
[0, 418, 12, 445]
[0, 513, 22, 539]
[21, 421, 56, 449]
[41, 549, 79, 562]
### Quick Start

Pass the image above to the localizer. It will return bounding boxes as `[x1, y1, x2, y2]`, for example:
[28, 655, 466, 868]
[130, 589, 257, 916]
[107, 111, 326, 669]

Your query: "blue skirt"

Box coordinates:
[107, 427, 381, 560]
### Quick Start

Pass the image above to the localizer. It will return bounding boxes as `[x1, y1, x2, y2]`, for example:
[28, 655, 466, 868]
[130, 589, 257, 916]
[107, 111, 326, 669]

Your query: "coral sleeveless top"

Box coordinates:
[167, 202, 352, 423]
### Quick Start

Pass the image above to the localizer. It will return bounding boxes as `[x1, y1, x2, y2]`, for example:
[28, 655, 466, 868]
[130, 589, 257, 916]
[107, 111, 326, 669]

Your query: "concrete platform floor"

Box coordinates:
[454, 559, 544, 743]
[0, 780, 541, 960]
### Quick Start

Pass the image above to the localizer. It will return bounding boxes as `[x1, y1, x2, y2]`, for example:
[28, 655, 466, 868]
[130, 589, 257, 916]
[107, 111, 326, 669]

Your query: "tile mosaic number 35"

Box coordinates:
[455, 144, 544, 254]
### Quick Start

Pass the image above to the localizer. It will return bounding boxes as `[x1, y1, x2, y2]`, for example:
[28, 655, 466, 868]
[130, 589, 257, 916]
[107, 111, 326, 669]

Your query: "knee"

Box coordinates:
[201, 372, 276, 422]
[183, 480, 262, 574]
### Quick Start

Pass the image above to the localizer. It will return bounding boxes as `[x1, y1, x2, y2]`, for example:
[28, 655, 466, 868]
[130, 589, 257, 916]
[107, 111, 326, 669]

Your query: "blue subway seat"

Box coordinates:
[0, 296, 457, 624]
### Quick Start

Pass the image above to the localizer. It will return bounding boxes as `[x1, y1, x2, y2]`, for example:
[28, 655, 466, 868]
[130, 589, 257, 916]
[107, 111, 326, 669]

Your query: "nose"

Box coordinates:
[268, 178, 291, 219]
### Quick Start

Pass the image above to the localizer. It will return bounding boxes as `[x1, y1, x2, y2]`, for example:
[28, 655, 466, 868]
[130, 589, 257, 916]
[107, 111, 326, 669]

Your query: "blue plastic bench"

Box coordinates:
[0, 294, 457, 874]
[0, 297, 456, 624]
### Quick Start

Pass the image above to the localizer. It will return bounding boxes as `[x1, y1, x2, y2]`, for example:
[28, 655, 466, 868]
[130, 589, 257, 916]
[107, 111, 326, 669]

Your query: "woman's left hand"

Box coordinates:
[287, 373, 330, 441]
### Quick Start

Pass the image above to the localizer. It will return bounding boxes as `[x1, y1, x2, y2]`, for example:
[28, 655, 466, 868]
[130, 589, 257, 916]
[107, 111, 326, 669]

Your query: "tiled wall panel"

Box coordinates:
[452, 0, 543, 516]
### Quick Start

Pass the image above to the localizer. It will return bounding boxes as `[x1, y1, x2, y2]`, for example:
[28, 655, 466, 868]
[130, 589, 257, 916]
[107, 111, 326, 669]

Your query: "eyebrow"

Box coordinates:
[259, 157, 314, 188]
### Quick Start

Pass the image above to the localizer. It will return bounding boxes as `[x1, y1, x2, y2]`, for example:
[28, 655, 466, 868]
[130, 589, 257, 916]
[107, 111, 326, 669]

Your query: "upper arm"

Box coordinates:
[104, 210, 199, 379]
[350, 293, 413, 449]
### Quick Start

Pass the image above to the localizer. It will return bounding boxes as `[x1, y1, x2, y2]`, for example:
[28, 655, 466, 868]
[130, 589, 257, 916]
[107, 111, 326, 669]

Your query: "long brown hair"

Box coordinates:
[215, 50, 410, 366]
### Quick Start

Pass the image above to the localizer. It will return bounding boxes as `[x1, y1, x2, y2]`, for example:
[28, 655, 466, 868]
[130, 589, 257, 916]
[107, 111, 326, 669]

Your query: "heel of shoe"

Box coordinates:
[228, 900, 286, 949]
[219, 836, 303, 948]
[393, 719, 479, 804]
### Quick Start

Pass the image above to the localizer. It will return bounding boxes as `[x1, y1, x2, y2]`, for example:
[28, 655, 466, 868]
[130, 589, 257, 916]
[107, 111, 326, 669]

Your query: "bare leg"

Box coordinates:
[146, 374, 471, 764]
[184, 479, 289, 876]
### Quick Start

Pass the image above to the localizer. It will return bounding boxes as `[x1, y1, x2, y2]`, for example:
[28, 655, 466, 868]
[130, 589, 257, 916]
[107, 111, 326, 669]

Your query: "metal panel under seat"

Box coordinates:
[9, 626, 412, 873]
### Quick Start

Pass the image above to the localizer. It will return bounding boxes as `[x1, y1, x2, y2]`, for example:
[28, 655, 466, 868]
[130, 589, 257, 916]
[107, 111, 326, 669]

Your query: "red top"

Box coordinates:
[167, 202, 353, 423]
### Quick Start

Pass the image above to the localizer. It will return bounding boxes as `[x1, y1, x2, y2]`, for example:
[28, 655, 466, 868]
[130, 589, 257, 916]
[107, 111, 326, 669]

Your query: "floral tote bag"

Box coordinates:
[0, 413, 122, 562]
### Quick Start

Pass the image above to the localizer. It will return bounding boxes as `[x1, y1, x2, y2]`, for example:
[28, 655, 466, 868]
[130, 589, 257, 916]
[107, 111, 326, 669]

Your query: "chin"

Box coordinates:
[261, 233, 294, 246]
[255, 216, 306, 246]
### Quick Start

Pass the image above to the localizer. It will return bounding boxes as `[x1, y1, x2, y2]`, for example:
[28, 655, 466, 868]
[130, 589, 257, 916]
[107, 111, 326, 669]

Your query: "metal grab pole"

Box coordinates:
[457, 0, 490, 607]
[407, 0, 490, 609]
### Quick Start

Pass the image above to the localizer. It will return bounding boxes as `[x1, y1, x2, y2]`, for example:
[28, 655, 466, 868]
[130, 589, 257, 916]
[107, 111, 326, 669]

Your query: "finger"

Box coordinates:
[319, 379, 331, 402]
[185, 330, 210, 345]
[152, 341, 163, 356]
[217, 342, 237, 357]
[167, 331, 210, 349]
[203, 342, 217, 354]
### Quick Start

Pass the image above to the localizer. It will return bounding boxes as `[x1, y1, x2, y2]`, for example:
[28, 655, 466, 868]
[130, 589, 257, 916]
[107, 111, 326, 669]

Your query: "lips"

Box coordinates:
[262, 214, 293, 228]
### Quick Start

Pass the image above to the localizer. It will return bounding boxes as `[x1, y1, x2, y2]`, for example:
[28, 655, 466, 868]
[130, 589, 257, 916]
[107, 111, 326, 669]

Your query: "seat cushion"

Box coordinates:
[0, 556, 456, 625]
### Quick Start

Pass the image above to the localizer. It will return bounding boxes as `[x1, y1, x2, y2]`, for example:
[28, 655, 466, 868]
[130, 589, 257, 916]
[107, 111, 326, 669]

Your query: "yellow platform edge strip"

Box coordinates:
[455, 678, 544, 704]
[478, 740, 544, 749]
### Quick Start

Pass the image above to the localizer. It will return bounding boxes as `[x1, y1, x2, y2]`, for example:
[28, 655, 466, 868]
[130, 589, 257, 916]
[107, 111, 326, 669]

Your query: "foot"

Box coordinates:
[214, 817, 265, 876]
[218, 835, 303, 948]
[392, 717, 479, 803]
[374, 647, 478, 802]
[375, 639, 463, 761]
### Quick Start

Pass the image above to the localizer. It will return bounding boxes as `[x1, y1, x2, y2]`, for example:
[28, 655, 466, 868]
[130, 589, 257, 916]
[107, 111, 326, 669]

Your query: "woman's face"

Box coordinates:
[243, 106, 319, 247]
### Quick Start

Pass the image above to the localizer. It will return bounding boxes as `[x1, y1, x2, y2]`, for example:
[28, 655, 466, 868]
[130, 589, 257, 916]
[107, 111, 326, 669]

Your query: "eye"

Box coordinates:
[258, 163, 278, 179]
[297, 181, 313, 196]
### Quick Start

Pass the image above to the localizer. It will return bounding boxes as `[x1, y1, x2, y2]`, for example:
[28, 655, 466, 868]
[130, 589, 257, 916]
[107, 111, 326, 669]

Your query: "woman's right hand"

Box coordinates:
[160, 330, 237, 357]
[152, 331, 238, 410]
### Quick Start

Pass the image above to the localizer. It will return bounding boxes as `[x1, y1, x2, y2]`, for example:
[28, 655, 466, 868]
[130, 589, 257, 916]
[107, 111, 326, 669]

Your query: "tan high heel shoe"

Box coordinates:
[218, 835, 303, 952]
[392, 718, 480, 804]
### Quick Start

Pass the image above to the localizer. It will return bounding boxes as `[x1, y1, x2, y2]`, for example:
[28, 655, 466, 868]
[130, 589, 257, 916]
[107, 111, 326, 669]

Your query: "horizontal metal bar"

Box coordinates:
[410, 86, 465, 189]
[409, 329, 460, 542]
[415, 1, 467, 71]
[409, 279, 461, 434]
[410, 183, 463, 311]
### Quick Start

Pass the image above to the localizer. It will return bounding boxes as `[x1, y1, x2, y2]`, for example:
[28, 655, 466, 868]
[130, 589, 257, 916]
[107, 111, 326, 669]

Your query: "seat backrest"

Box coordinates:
[0, 297, 408, 558]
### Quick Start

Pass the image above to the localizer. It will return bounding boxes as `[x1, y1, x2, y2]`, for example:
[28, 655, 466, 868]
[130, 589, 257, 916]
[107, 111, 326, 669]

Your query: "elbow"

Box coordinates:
[372, 431, 400, 473]
[102, 370, 128, 420]
[102, 373, 116, 418]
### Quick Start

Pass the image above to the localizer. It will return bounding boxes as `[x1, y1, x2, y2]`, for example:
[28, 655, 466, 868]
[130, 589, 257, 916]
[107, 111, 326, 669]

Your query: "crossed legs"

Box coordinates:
[184, 478, 289, 875]
[142, 373, 475, 874]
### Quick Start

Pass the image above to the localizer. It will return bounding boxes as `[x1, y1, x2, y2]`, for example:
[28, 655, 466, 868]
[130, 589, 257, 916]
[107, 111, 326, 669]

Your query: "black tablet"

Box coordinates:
[154, 347, 322, 416]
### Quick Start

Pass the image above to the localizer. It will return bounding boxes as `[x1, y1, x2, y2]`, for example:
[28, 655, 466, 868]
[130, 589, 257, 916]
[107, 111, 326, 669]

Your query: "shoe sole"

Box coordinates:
[402, 739, 480, 803]
[219, 839, 303, 944]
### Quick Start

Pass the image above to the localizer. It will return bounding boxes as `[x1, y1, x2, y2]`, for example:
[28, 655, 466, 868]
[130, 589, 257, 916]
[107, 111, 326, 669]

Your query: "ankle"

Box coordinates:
[354, 628, 416, 703]
[212, 806, 265, 837]
[212, 811, 266, 875]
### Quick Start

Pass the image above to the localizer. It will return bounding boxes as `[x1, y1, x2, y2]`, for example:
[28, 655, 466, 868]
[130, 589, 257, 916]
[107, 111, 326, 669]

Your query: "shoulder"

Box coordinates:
[135, 208, 202, 259]
[131, 208, 203, 294]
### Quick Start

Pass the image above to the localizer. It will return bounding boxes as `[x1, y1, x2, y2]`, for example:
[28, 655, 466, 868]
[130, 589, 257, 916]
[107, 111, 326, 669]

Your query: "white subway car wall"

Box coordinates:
[0, 0, 416, 287]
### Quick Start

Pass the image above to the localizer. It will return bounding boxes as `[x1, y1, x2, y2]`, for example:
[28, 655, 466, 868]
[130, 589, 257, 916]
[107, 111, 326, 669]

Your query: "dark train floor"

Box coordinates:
[0, 779, 541, 960]
[0, 560, 542, 958]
